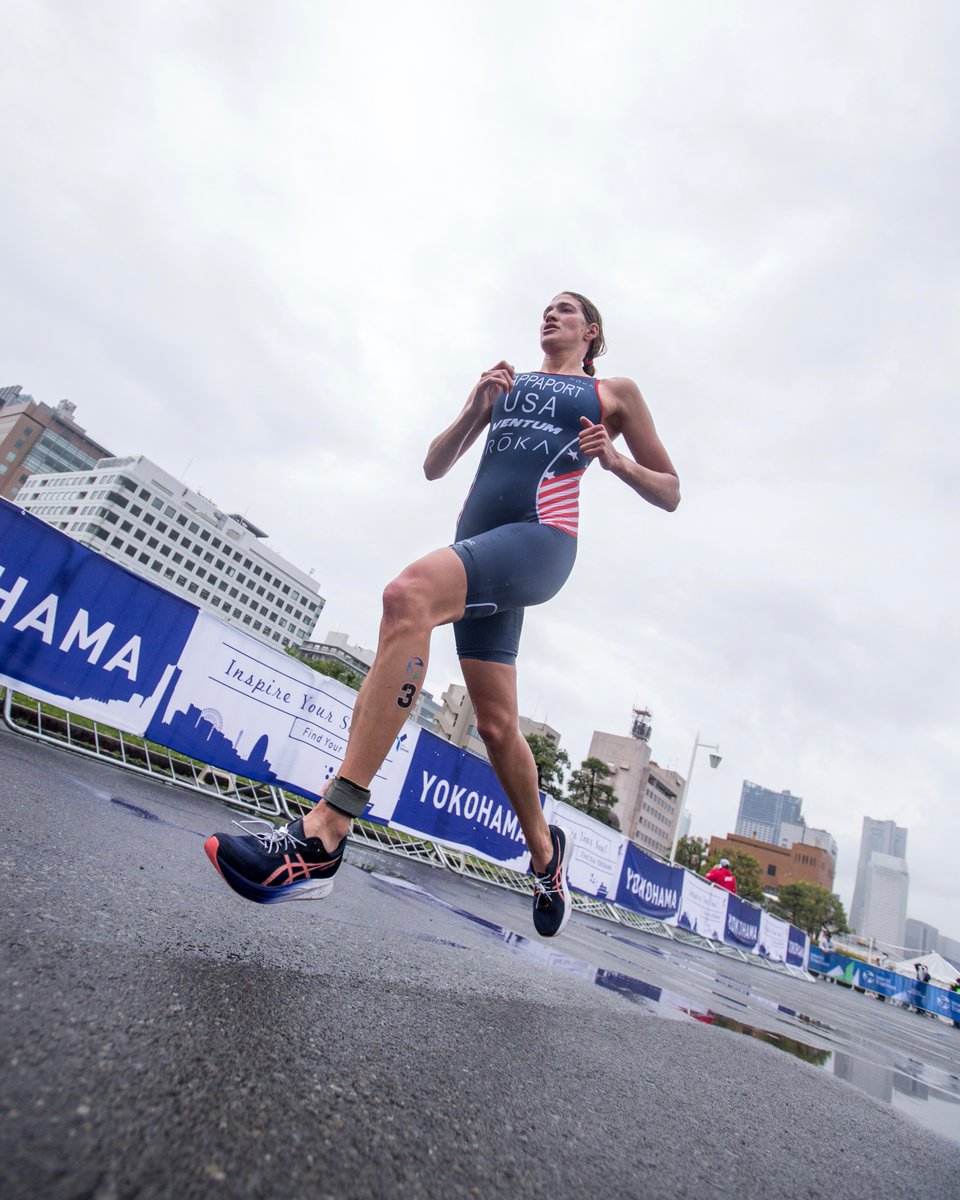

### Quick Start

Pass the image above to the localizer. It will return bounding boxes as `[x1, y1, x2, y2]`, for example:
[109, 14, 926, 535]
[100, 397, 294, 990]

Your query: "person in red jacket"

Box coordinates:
[705, 857, 738, 894]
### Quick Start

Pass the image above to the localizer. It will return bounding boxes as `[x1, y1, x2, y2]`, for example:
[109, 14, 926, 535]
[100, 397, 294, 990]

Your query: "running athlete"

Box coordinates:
[205, 292, 680, 936]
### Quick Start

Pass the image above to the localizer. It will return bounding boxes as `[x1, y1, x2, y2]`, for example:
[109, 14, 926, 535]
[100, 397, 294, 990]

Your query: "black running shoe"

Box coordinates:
[531, 824, 574, 937]
[204, 817, 345, 904]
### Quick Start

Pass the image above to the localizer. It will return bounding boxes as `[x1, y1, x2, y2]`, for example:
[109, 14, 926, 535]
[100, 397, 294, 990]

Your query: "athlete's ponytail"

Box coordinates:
[565, 291, 606, 376]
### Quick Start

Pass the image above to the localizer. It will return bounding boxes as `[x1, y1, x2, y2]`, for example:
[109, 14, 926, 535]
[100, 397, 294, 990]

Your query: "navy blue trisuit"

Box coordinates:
[450, 370, 604, 666]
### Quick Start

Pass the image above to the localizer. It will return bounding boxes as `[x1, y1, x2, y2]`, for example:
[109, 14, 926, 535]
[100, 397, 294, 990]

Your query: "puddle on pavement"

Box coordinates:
[832, 1051, 960, 1143]
[368, 869, 960, 1146]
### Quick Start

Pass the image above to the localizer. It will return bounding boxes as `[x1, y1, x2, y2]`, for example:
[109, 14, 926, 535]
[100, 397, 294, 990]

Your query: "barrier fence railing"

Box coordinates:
[2, 686, 808, 976]
[3, 687, 282, 816]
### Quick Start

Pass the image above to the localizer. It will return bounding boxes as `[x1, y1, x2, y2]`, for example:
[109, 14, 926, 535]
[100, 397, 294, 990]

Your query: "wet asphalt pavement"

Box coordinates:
[2, 725, 959, 1199]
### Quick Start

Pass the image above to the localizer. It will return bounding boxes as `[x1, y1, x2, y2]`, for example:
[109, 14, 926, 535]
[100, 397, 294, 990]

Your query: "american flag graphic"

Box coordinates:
[536, 467, 585, 536]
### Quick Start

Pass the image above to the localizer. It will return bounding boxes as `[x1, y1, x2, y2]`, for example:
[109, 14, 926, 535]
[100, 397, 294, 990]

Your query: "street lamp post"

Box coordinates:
[669, 730, 722, 862]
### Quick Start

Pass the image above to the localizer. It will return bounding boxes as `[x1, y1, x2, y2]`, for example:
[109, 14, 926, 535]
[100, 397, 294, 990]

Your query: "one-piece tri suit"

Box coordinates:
[450, 370, 604, 666]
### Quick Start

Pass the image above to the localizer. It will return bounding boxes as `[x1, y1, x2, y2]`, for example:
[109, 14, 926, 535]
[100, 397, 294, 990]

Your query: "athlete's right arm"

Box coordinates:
[423, 361, 515, 480]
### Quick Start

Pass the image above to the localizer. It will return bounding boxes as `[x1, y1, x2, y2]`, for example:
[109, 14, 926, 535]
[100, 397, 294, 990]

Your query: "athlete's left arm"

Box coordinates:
[578, 378, 680, 512]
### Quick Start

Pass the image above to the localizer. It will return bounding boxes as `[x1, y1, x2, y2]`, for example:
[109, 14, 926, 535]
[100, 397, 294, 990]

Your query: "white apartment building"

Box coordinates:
[16, 455, 325, 650]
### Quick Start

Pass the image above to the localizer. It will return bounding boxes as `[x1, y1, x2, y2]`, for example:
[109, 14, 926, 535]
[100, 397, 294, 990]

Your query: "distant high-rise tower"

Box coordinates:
[734, 780, 803, 846]
[849, 818, 909, 947]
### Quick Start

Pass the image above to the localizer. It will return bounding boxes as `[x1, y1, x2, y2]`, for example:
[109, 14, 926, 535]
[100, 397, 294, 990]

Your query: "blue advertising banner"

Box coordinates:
[390, 729, 535, 871]
[614, 841, 683, 921]
[0, 500, 198, 726]
[807, 948, 960, 1021]
[723, 893, 761, 952]
[0, 501, 415, 817]
[786, 925, 808, 968]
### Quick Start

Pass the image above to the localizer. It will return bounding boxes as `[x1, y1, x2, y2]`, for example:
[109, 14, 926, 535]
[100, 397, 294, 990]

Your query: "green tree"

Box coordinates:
[566, 757, 619, 829]
[285, 648, 363, 691]
[674, 835, 707, 872]
[524, 734, 570, 798]
[769, 883, 850, 939]
[705, 849, 765, 904]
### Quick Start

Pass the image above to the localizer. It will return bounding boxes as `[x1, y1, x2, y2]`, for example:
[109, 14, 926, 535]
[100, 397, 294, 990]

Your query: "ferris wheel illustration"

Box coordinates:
[199, 707, 224, 733]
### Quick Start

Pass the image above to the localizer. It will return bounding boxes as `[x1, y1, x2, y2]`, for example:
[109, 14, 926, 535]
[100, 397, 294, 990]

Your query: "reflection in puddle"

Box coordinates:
[702, 1012, 831, 1066]
[369, 869, 960, 1146]
[832, 1052, 960, 1144]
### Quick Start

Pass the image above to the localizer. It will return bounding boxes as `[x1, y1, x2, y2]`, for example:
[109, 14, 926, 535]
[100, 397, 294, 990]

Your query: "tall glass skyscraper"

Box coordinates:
[849, 817, 909, 947]
[734, 780, 803, 845]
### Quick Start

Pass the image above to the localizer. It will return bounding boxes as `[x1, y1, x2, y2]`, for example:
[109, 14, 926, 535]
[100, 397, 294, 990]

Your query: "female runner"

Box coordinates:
[205, 292, 680, 937]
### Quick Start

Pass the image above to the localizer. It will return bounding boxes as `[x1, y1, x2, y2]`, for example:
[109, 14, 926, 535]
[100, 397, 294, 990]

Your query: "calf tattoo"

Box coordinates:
[397, 656, 424, 709]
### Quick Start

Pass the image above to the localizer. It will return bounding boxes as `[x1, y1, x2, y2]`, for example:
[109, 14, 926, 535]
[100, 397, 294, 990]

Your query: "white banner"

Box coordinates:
[147, 611, 417, 810]
[677, 871, 729, 942]
[757, 909, 790, 962]
[551, 799, 628, 902]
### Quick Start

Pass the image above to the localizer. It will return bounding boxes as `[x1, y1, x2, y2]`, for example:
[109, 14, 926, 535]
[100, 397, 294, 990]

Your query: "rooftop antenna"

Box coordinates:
[631, 706, 652, 743]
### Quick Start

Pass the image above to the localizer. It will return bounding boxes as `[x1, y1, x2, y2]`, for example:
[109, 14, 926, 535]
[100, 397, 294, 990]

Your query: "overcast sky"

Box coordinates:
[3, 1, 958, 942]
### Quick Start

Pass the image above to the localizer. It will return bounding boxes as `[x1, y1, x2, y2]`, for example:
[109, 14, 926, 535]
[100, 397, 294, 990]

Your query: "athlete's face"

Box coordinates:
[539, 294, 598, 354]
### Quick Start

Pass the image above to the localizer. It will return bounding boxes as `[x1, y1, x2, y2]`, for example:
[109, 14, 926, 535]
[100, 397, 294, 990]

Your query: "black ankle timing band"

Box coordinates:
[323, 775, 371, 818]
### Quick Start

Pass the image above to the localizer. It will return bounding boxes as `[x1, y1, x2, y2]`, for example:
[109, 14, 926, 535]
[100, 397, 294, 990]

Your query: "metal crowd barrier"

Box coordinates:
[2, 687, 810, 978]
[2, 688, 282, 816]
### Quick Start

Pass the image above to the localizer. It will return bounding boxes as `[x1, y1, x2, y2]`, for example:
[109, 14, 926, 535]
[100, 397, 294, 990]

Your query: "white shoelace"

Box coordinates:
[533, 871, 562, 900]
[232, 817, 306, 854]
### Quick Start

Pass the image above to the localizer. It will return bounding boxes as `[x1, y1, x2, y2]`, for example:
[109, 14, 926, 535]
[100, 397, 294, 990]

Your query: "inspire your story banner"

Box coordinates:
[0, 498, 806, 961]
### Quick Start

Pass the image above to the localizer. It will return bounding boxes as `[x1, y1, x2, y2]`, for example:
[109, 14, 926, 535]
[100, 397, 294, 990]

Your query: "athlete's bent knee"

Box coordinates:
[474, 710, 519, 754]
[381, 573, 421, 629]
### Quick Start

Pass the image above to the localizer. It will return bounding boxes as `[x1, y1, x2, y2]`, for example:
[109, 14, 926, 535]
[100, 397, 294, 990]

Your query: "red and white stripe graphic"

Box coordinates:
[536, 468, 584, 536]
